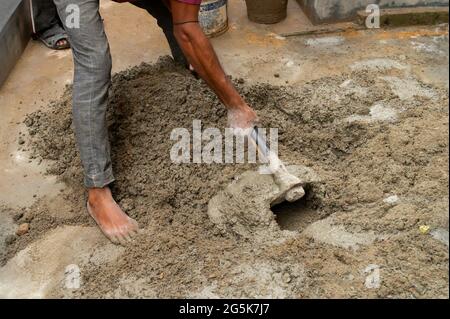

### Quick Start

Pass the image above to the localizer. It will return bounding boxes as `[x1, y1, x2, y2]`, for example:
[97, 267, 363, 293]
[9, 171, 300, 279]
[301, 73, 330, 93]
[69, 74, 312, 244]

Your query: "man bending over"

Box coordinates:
[53, 0, 257, 244]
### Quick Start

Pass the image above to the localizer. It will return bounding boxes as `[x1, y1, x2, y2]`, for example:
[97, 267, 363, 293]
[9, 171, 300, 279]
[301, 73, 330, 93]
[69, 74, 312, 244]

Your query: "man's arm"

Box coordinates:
[169, 0, 257, 130]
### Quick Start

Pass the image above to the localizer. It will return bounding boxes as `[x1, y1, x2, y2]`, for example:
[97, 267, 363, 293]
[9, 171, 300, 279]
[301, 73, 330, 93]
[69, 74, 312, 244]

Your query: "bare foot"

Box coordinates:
[87, 187, 139, 245]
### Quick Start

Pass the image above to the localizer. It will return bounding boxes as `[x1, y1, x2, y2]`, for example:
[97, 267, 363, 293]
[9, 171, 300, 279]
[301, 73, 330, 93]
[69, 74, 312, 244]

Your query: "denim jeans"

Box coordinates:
[54, 0, 185, 187]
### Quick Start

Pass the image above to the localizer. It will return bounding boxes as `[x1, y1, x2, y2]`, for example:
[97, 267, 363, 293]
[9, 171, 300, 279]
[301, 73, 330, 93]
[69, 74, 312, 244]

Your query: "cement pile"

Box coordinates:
[4, 57, 448, 298]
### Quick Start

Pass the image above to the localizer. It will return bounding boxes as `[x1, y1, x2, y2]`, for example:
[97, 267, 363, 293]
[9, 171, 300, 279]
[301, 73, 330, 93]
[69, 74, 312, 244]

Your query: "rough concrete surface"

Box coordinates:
[297, 0, 449, 24]
[0, 1, 448, 299]
[0, 226, 124, 298]
[357, 7, 449, 27]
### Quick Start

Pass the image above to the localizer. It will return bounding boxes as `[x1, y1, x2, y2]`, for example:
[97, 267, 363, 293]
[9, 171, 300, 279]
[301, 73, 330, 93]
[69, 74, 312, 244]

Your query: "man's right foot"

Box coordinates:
[87, 187, 139, 245]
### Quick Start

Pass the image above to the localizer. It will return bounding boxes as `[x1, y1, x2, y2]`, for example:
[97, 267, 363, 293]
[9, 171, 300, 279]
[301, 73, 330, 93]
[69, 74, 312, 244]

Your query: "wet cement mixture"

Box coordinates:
[2, 56, 449, 298]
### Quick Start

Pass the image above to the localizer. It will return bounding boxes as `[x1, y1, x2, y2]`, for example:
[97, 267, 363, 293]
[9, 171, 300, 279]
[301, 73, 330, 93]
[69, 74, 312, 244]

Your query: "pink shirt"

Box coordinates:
[113, 0, 202, 4]
[176, 0, 202, 4]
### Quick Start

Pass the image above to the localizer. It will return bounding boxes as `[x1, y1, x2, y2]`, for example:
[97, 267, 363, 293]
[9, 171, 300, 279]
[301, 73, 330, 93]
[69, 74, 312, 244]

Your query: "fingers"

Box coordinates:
[227, 109, 258, 132]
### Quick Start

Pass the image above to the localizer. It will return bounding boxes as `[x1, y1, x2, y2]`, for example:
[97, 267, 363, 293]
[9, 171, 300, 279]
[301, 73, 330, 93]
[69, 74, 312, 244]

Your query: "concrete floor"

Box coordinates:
[0, 0, 448, 298]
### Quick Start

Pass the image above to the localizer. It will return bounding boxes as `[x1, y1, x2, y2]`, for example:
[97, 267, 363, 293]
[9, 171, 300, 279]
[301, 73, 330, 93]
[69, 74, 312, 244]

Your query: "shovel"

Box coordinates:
[249, 127, 306, 205]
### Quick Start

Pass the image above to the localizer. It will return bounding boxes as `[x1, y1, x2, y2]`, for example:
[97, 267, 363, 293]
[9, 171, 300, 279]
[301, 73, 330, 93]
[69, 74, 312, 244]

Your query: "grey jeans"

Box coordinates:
[53, 0, 185, 187]
[31, 0, 61, 34]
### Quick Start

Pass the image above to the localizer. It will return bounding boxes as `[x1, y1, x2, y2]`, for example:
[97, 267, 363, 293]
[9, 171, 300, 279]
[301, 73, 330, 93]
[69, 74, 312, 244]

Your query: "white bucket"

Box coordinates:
[199, 0, 228, 37]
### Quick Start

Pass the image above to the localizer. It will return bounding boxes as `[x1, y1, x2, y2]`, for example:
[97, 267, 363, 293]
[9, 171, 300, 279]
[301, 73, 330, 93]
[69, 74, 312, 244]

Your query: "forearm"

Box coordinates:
[174, 24, 246, 110]
[168, 0, 256, 129]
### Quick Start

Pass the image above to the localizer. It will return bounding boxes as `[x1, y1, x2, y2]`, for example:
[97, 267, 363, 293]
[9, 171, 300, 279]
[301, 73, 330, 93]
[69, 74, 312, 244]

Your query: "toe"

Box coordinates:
[123, 233, 133, 242]
[116, 234, 128, 246]
[129, 218, 139, 231]
[128, 229, 138, 238]
[106, 233, 120, 245]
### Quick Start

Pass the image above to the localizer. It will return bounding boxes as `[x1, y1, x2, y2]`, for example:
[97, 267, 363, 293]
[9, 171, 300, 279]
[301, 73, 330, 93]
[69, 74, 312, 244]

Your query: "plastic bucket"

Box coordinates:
[199, 0, 228, 37]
